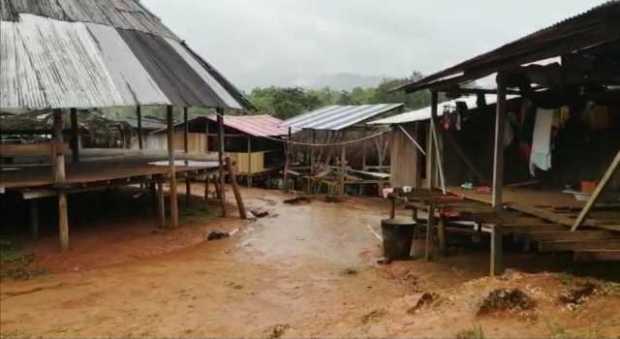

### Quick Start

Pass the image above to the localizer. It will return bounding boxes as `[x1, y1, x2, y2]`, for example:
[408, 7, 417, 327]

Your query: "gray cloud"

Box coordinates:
[143, 0, 607, 91]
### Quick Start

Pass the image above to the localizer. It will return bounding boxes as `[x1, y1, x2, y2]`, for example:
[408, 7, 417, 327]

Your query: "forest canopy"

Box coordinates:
[247, 73, 431, 120]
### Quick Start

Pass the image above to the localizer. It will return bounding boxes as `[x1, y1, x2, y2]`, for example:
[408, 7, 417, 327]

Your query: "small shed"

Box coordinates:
[283, 104, 404, 195]
[153, 114, 289, 185]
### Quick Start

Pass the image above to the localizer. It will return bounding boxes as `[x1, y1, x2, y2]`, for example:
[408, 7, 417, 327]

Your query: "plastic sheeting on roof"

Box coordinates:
[369, 95, 518, 125]
[284, 104, 404, 131]
[0, 2, 249, 112]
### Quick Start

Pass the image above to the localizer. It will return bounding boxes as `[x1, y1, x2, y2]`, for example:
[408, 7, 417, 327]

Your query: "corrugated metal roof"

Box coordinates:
[369, 95, 518, 125]
[214, 115, 289, 138]
[0, 1, 250, 112]
[398, 1, 620, 93]
[284, 104, 404, 131]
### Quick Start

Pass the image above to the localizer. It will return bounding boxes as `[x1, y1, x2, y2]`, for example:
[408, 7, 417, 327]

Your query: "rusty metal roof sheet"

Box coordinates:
[399, 1, 620, 93]
[283, 104, 404, 131]
[215, 115, 290, 138]
[0, 1, 250, 112]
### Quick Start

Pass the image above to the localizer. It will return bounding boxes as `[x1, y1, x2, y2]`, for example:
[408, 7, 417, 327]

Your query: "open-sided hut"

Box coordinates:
[283, 104, 404, 195]
[392, 1, 620, 272]
[150, 114, 288, 186]
[0, 0, 250, 250]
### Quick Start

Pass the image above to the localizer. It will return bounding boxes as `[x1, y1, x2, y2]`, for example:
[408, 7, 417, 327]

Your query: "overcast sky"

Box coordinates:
[143, 0, 607, 91]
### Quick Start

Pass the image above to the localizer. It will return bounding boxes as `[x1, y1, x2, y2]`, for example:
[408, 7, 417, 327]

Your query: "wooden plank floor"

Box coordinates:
[1, 155, 219, 190]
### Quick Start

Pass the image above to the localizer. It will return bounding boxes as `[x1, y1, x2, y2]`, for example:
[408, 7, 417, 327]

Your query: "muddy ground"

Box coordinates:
[1, 187, 620, 338]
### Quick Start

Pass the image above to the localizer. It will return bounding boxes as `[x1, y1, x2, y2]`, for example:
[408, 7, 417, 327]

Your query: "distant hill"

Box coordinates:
[291, 73, 387, 91]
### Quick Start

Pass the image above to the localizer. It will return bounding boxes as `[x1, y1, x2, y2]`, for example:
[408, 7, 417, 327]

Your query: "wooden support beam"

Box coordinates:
[137, 106, 144, 150]
[492, 75, 507, 209]
[426, 117, 436, 189]
[528, 231, 610, 242]
[70, 108, 80, 163]
[226, 157, 247, 220]
[217, 108, 227, 217]
[437, 215, 447, 256]
[53, 109, 69, 251]
[156, 181, 166, 228]
[425, 204, 435, 261]
[429, 91, 446, 194]
[167, 106, 179, 228]
[574, 250, 620, 262]
[283, 127, 292, 192]
[572, 150, 620, 231]
[490, 225, 504, 276]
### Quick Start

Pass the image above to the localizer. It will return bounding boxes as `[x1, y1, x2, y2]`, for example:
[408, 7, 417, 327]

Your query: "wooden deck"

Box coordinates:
[1, 148, 220, 191]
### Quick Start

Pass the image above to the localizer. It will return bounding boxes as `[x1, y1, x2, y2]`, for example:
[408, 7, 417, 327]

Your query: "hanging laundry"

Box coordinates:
[530, 109, 554, 176]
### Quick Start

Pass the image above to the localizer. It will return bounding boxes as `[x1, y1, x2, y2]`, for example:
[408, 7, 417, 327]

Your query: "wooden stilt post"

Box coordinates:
[226, 157, 247, 219]
[137, 105, 144, 150]
[167, 106, 179, 228]
[247, 136, 253, 187]
[204, 174, 210, 201]
[70, 108, 80, 163]
[283, 127, 292, 192]
[156, 181, 166, 228]
[429, 91, 446, 194]
[437, 214, 447, 256]
[53, 110, 69, 251]
[362, 128, 368, 171]
[414, 123, 423, 189]
[183, 107, 191, 207]
[493, 75, 507, 209]
[490, 225, 504, 276]
[425, 204, 435, 261]
[217, 108, 227, 217]
[572, 150, 620, 231]
[426, 94, 438, 190]
[29, 200, 39, 241]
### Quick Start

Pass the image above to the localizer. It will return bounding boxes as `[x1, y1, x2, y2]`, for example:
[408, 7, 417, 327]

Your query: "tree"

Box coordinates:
[247, 71, 432, 119]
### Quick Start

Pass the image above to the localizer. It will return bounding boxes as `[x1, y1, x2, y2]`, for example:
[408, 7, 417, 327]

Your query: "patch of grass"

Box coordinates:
[180, 204, 218, 223]
[0, 237, 47, 281]
[546, 321, 610, 339]
[456, 325, 485, 339]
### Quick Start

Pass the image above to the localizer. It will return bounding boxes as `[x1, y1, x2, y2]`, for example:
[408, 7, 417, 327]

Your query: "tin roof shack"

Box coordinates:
[283, 104, 404, 196]
[0, 0, 251, 251]
[393, 1, 620, 270]
[371, 94, 522, 189]
[152, 114, 289, 187]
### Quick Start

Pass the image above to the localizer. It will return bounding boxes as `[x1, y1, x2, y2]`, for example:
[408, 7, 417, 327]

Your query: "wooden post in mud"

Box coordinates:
[247, 136, 253, 187]
[226, 157, 247, 219]
[167, 106, 179, 228]
[137, 105, 144, 150]
[217, 108, 227, 217]
[156, 181, 166, 228]
[492, 74, 507, 209]
[490, 225, 504, 276]
[437, 214, 447, 256]
[283, 127, 292, 193]
[70, 108, 80, 163]
[425, 204, 435, 261]
[339, 144, 347, 196]
[184, 107, 191, 207]
[426, 93, 438, 190]
[53, 109, 69, 251]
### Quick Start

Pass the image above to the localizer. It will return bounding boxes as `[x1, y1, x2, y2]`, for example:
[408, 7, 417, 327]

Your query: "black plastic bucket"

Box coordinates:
[381, 218, 415, 260]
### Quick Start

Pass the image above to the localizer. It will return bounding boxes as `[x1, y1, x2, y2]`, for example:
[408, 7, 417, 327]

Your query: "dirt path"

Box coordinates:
[1, 188, 620, 338]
